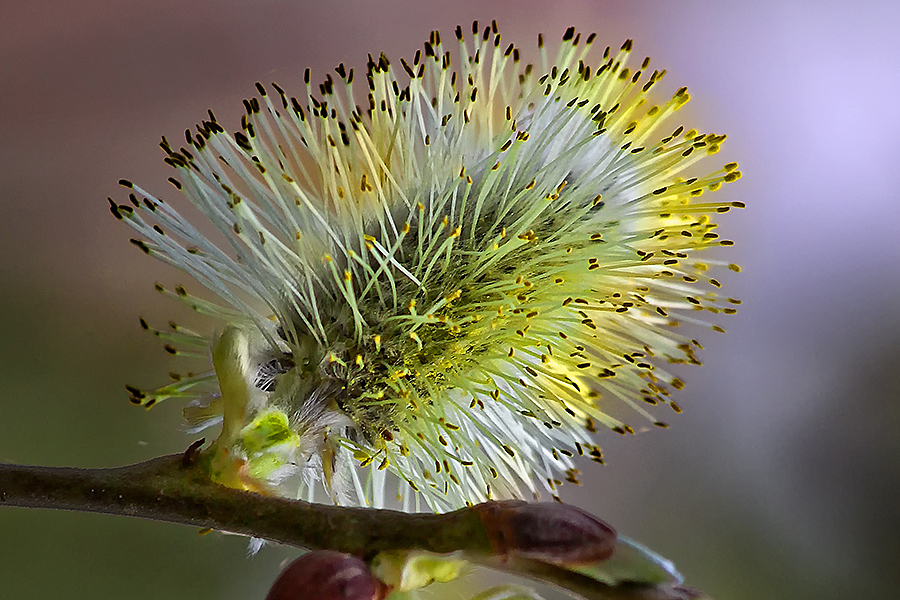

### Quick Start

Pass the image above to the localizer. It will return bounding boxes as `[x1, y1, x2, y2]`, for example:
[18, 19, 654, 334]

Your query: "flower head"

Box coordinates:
[112, 21, 742, 511]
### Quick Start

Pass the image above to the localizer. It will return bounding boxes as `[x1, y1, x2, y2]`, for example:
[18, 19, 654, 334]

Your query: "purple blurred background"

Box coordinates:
[2, 1, 899, 599]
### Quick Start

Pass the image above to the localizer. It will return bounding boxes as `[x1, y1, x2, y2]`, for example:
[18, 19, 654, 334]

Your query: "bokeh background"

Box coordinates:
[2, 1, 899, 599]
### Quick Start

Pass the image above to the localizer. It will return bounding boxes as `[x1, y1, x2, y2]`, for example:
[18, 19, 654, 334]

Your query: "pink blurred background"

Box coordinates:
[2, 1, 899, 599]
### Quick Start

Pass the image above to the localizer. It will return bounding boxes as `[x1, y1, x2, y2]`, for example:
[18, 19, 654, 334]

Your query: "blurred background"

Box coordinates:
[1, 1, 899, 599]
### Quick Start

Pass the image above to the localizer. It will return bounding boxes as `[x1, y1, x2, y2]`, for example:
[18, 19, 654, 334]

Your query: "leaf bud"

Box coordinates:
[474, 500, 617, 566]
[265, 550, 388, 600]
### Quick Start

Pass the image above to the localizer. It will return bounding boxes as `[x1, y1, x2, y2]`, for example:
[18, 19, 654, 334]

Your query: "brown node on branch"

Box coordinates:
[181, 438, 206, 467]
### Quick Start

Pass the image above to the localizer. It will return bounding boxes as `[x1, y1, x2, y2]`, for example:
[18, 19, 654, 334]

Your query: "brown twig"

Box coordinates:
[0, 453, 487, 557]
[0, 453, 703, 600]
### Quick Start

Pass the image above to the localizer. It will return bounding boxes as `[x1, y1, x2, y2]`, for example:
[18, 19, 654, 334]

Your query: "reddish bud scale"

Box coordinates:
[265, 551, 388, 600]
[474, 500, 617, 565]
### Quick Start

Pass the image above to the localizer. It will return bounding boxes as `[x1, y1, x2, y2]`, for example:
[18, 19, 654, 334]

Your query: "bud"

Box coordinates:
[370, 549, 467, 592]
[474, 500, 617, 566]
[265, 551, 387, 600]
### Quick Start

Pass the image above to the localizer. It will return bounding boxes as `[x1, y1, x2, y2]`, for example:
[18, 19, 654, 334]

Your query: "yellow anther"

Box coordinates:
[445, 289, 462, 303]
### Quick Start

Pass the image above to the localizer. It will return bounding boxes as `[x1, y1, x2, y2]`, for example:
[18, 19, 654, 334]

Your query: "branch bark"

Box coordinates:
[0, 453, 703, 600]
[0, 453, 488, 558]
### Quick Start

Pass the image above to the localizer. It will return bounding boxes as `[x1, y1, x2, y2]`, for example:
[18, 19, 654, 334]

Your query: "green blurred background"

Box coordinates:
[1, 1, 899, 598]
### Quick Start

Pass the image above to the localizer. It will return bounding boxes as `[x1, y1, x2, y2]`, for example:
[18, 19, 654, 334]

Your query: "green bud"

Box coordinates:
[370, 549, 468, 592]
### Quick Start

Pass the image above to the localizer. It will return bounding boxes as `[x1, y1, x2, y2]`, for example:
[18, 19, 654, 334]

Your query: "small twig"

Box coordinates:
[0, 453, 488, 557]
[0, 453, 698, 599]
